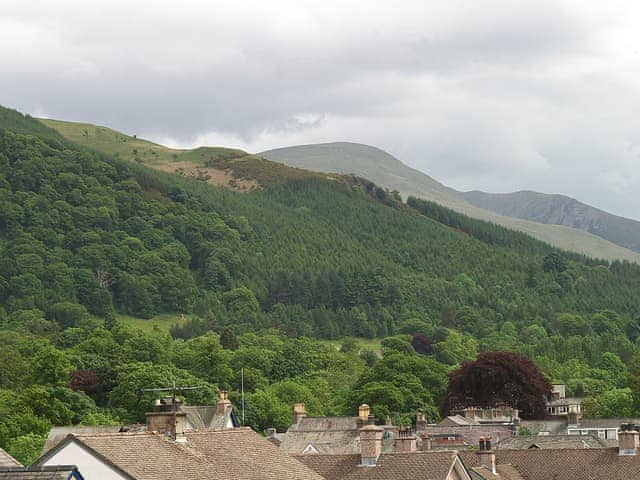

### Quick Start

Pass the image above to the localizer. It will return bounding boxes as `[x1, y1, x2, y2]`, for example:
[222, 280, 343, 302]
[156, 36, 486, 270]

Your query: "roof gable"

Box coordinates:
[0, 448, 21, 468]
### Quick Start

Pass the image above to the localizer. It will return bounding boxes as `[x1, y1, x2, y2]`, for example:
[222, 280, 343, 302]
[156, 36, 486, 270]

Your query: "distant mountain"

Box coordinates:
[461, 190, 640, 253]
[261, 142, 640, 262]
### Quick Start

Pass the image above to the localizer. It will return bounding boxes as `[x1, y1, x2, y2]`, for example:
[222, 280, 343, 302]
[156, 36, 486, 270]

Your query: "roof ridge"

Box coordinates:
[186, 427, 253, 435]
[72, 431, 151, 438]
[498, 446, 618, 452]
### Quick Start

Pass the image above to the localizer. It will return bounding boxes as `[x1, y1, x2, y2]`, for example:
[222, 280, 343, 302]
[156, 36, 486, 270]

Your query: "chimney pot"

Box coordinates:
[358, 404, 371, 422]
[292, 403, 307, 425]
[477, 437, 496, 475]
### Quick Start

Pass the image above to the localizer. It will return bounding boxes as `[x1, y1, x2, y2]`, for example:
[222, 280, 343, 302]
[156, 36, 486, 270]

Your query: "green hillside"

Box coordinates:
[40, 118, 340, 191]
[261, 142, 640, 263]
[2, 107, 640, 463]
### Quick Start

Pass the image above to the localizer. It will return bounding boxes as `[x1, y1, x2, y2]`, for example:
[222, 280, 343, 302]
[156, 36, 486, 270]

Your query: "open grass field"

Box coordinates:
[318, 337, 383, 353]
[115, 312, 186, 333]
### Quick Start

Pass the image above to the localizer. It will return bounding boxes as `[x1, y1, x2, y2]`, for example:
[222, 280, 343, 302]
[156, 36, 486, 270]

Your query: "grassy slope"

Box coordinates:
[40, 118, 339, 189]
[261, 142, 640, 263]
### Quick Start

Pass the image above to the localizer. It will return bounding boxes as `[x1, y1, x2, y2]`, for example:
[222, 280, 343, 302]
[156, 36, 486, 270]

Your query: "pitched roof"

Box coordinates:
[0, 466, 82, 480]
[181, 404, 238, 429]
[299, 451, 465, 480]
[0, 449, 21, 468]
[470, 464, 526, 480]
[495, 434, 608, 450]
[37, 428, 324, 480]
[41, 426, 127, 457]
[291, 416, 360, 432]
[279, 429, 361, 455]
[517, 419, 566, 436]
[439, 416, 479, 427]
[576, 418, 640, 429]
[462, 447, 640, 480]
[279, 425, 398, 455]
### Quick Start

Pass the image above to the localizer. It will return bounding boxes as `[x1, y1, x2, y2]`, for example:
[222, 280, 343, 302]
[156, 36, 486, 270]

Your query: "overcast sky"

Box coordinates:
[3, 0, 640, 219]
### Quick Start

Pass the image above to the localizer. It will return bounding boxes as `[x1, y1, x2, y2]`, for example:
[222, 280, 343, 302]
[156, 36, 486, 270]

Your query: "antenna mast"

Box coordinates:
[241, 367, 245, 426]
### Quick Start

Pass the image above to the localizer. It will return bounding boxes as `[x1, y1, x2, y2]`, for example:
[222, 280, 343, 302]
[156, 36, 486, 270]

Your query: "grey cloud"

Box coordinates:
[1, 0, 640, 218]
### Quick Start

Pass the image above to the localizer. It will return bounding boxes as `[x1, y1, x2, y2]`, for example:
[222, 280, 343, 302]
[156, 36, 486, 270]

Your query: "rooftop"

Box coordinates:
[495, 434, 608, 450]
[298, 451, 466, 480]
[462, 447, 640, 480]
[0, 466, 82, 480]
[37, 428, 324, 480]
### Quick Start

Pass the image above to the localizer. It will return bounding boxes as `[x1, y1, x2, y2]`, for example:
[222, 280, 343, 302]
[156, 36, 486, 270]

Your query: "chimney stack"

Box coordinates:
[216, 390, 233, 416]
[360, 415, 383, 466]
[395, 427, 417, 453]
[292, 403, 307, 425]
[619, 424, 640, 456]
[477, 437, 496, 475]
[421, 433, 432, 451]
[145, 397, 187, 441]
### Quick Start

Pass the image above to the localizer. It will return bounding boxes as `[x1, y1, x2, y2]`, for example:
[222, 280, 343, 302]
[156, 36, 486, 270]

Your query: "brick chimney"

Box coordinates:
[358, 404, 371, 423]
[292, 403, 307, 425]
[395, 427, 417, 453]
[477, 437, 496, 475]
[145, 396, 187, 441]
[360, 415, 384, 466]
[216, 390, 233, 416]
[619, 424, 640, 456]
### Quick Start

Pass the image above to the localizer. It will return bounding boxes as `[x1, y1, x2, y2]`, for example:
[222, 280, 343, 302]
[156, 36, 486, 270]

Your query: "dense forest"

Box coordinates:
[1, 106, 640, 464]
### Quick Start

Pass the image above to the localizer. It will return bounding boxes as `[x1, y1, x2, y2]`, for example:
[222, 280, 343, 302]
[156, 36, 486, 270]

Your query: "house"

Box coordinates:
[423, 413, 515, 447]
[546, 384, 583, 420]
[0, 465, 84, 479]
[518, 416, 640, 445]
[34, 428, 324, 480]
[461, 427, 640, 480]
[299, 451, 471, 480]
[41, 390, 239, 456]
[0, 448, 20, 468]
[276, 404, 399, 455]
[297, 420, 471, 480]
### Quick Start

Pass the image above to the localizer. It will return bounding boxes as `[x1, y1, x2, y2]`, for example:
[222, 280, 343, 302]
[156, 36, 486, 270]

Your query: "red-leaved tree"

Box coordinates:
[69, 369, 101, 398]
[440, 351, 552, 419]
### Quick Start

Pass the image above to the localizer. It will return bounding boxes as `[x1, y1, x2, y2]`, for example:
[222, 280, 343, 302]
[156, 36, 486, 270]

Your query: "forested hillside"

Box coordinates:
[2, 106, 640, 464]
[260, 142, 640, 262]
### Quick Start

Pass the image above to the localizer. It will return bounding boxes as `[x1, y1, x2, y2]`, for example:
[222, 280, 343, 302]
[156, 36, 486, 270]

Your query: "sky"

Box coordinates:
[2, 0, 640, 219]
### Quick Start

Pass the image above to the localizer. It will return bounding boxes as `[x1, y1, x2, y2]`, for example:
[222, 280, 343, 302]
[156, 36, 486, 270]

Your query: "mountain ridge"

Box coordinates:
[260, 142, 640, 263]
[461, 189, 640, 253]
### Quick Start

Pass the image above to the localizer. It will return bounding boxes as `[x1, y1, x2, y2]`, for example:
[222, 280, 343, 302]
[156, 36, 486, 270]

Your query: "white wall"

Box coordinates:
[42, 442, 129, 480]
